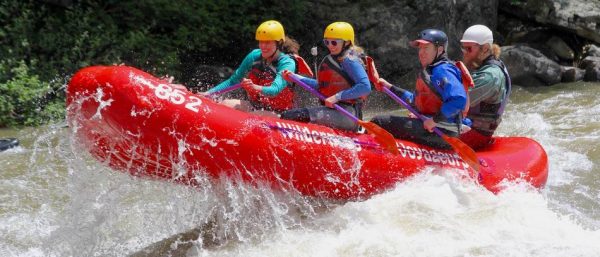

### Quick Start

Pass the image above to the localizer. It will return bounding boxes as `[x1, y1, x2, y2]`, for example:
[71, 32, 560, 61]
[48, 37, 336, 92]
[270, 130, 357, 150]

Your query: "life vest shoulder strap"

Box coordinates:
[418, 68, 442, 99]
[481, 56, 512, 117]
[322, 55, 355, 86]
[482, 57, 506, 70]
[251, 55, 278, 75]
[419, 61, 472, 115]
[422, 59, 454, 97]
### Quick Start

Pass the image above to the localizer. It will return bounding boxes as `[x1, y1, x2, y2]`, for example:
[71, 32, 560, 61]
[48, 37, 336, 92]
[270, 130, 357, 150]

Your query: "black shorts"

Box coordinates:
[280, 102, 363, 132]
[370, 115, 457, 149]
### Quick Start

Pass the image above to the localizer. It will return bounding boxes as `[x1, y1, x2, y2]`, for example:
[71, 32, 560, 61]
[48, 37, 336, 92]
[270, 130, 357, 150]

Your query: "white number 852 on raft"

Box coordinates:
[132, 75, 204, 113]
[132, 76, 203, 113]
[153, 84, 203, 113]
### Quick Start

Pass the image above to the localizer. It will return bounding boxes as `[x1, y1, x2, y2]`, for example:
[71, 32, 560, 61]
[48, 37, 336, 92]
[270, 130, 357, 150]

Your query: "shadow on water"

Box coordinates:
[129, 218, 220, 257]
[125, 184, 340, 256]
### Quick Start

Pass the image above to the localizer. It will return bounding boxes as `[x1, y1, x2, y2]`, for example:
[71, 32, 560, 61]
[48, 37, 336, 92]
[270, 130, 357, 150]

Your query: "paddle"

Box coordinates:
[382, 87, 480, 171]
[365, 58, 480, 171]
[288, 73, 399, 155]
[207, 83, 241, 97]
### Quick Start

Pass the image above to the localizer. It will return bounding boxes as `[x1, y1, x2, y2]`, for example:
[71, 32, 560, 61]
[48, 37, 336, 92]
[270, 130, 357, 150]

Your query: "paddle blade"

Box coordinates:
[364, 56, 381, 86]
[442, 134, 480, 172]
[358, 120, 399, 155]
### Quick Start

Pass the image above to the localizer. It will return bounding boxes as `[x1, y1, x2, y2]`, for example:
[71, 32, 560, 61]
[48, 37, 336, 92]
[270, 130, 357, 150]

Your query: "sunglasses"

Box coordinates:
[323, 39, 344, 46]
[461, 44, 481, 53]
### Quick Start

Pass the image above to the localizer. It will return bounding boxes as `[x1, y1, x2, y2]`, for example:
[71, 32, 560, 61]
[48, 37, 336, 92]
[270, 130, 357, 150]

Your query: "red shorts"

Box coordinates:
[459, 129, 494, 150]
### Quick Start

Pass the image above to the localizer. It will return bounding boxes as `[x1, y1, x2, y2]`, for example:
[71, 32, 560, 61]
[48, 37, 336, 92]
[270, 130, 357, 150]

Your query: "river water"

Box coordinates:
[1, 82, 599, 256]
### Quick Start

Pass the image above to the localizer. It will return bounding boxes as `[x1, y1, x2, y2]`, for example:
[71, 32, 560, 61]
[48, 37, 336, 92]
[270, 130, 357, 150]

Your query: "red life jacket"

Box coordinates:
[292, 53, 314, 77]
[317, 55, 368, 104]
[414, 60, 473, 116]
[245, 53, 312, 112]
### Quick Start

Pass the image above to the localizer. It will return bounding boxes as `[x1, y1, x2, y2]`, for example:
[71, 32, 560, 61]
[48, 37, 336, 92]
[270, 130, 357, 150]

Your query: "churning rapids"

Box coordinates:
[1, 82, 599, 256]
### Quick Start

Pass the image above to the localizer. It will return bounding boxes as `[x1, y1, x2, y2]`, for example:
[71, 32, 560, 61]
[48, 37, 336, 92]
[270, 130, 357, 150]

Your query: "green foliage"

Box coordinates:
[0, 0, 309, 127]
[0, 61, 64, 127]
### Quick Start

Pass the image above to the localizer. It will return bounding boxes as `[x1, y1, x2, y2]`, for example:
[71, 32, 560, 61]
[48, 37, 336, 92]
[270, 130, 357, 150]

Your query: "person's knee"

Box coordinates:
[371, 115, 393, 128]
[280, 108, 310, 122]
[440, 128, 458, 137]
[370, 115, 385, 125]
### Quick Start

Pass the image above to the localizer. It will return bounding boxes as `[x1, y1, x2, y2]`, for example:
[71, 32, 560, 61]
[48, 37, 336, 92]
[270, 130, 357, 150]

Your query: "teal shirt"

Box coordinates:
[207, 49, 296, 96]
[468, 64, 507, 107]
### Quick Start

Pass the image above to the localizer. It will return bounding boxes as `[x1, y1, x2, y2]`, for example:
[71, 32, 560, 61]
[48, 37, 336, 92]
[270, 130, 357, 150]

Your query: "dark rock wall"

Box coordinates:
[301, 0, 499, 83]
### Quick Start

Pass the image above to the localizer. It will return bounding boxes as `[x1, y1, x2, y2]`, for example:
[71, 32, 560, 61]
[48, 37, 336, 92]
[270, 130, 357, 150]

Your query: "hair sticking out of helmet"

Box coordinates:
[323, 22, 355, 46]
[256, 20, 285, 42]
[409, 29, 448, 48]
[461, 24, 493, 47]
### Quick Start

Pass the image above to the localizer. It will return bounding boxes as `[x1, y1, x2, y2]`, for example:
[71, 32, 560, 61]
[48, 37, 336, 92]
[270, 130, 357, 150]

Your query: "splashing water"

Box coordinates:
[1, 82, 600, 256]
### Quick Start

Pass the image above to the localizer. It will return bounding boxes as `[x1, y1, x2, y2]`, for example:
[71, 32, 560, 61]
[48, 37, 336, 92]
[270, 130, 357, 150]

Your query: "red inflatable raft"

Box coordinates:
[66, 66, 548, 200]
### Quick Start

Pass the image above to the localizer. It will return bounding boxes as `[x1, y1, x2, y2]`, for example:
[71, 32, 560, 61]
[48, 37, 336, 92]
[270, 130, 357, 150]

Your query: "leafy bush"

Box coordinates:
[0, 60, 64, 127]
[0, 0, 309, 127]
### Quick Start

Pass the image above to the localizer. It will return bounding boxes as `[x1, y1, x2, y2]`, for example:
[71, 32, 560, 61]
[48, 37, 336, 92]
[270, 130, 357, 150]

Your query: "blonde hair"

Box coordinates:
[281, 36, 300, 55]
[491, 44, 501, 59]
[338, 45, 366, 65]
[351, 45, 365, 55]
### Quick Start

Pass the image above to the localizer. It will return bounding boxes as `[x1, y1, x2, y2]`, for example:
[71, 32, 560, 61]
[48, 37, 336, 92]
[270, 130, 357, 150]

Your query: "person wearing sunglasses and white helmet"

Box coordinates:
[281, 21, 371, 132]
[459, 24, 512, 150]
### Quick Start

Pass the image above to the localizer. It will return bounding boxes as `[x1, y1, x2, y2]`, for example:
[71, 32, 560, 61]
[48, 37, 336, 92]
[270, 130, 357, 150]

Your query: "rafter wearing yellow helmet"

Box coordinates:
[206, 20, 310, 115]
[255, 20, 285, 42]
[280, 21, 372, 132]
[323, 22, 354, 46]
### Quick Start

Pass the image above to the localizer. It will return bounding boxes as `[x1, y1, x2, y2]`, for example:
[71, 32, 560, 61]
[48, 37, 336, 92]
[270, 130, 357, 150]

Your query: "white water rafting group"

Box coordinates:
[66, 20, 548, 200]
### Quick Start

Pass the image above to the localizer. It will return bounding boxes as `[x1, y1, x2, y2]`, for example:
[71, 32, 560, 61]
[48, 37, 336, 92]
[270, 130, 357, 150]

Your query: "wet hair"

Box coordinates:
[281, 36, 300, 55]
[491, 44, 501, 59]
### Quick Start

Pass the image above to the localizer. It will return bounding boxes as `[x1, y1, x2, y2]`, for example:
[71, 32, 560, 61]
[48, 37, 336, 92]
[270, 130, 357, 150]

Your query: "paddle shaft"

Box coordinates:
[382, 87, 447, 137]
[289, 74, 359, 123]
[288, 73, 400, 155]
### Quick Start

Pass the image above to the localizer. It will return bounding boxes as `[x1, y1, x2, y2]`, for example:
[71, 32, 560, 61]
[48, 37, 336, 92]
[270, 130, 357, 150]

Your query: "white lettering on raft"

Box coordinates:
[396, 142, 468, 169]
[273, 122, 468, 169]
[274, 122, 361, 151]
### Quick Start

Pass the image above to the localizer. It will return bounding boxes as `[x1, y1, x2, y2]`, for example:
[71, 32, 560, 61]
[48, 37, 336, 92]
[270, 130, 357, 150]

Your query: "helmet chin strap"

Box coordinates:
[430, 45, 447, 66]
[265, 47, 280, 62]
[332, 42, 351, 59]
[268, 49, 278, 60]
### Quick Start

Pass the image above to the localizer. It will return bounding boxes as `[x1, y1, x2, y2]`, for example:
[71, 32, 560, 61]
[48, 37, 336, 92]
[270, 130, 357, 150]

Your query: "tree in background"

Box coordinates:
[0, 0, 310, 127]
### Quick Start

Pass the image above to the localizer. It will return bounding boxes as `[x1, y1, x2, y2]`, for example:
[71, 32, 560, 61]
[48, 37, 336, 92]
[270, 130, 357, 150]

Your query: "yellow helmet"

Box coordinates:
[255, 20, 285, 42]
[323, 22, 354, 45]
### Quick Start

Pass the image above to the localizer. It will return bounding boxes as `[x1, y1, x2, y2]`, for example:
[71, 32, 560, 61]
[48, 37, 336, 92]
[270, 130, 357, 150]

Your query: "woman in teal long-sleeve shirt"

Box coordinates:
[206, 20, 301, 113]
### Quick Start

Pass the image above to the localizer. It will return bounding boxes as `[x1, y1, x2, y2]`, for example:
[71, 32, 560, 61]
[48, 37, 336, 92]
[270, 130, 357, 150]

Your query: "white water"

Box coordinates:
[1, 83, 600, 256]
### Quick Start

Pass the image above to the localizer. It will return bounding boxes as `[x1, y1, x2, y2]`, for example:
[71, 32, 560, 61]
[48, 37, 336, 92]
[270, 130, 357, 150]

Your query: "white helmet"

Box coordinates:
[461, 25, 493, 45]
